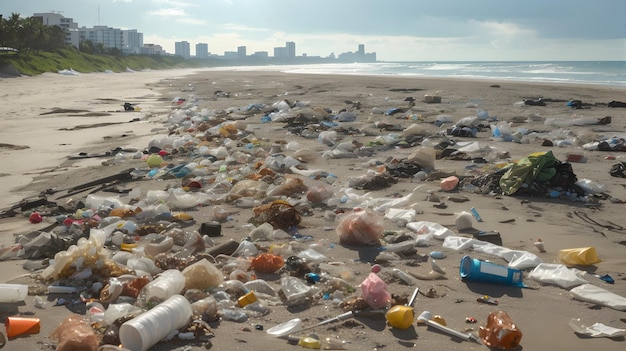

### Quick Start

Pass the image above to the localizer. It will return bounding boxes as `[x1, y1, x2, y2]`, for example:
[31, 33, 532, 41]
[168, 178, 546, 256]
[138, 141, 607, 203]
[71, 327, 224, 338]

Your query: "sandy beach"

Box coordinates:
[1, 68, 625, 351]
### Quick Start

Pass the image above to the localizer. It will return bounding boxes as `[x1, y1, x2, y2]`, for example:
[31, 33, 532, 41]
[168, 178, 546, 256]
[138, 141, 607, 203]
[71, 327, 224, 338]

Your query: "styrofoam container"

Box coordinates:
[120, 294, 192, 351]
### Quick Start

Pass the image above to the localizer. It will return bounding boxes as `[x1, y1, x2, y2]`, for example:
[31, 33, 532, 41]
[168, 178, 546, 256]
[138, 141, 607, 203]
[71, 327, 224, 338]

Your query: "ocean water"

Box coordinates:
[208, 61, 626, 87]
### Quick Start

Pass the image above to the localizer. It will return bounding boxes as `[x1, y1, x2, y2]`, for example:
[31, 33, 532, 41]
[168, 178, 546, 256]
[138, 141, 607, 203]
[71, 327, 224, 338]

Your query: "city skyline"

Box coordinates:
[5, 11, 376, 61]
[2, 0, 624, 61]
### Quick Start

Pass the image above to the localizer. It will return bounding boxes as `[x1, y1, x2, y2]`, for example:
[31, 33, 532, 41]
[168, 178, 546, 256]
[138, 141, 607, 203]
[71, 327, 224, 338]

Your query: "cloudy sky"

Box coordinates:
[4, 0, 625, 61]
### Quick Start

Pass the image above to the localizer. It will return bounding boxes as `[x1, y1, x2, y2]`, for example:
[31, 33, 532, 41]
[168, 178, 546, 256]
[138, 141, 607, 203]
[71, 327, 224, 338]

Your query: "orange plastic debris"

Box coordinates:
[250, 253, 285, 273]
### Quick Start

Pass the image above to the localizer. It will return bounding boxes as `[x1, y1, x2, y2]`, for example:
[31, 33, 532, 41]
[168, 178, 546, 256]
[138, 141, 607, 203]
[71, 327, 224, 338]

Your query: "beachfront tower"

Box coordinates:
[33, 12, 79, 48]
[196, 43, 209, 58]
[238, 46, 247, 59]
[175, 41, 191, 59]
[286, 41, 296, 59]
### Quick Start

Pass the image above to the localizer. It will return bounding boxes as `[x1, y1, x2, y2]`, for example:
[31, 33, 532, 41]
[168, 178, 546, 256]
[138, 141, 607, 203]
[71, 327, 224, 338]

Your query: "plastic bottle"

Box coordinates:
[459, 256, 524, 287]
[136, 269, 185, 308]
[470, 207, 483, 222]
[380, 240, 416, 254]
[120, 295, 192, 351]
[0, 283, 28, 303]
[391, 268, 416, 285]
[281, 276, 318, 305]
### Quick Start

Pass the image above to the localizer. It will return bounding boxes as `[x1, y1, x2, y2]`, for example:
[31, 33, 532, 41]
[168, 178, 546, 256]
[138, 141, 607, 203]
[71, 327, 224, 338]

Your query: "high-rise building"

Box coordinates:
[237, 46, 247, 59]
[175, 41, 191, 59]
[142, 43, 164, 55]
[358, 44, 365, 56]
[196, 43, 209, 58]
[33, 12, 79, 48]
[122, 29, 143, 54]
[286, 41, 296, 59]
[79, 26, 123, 50]
[273, 47, 287, 58]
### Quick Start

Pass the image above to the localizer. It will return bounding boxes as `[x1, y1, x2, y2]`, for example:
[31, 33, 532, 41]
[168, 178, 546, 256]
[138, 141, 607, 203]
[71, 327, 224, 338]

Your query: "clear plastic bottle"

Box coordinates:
[136, 269, 185, 308]
[380, 240, 416, 254]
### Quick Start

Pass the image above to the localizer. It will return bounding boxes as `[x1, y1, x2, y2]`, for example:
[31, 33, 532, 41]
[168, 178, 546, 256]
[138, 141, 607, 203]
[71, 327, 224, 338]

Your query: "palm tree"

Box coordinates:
[3, 13, 22, 49]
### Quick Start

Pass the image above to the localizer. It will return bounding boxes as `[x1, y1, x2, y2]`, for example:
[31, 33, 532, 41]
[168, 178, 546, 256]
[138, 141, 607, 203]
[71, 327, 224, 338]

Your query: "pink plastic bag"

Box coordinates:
[361, 272, 391, 309]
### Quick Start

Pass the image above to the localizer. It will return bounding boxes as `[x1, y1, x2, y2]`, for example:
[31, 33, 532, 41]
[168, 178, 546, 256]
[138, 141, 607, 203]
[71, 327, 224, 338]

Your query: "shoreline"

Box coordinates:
[1, 69, 625, 351]
[197, 61, 626, 89]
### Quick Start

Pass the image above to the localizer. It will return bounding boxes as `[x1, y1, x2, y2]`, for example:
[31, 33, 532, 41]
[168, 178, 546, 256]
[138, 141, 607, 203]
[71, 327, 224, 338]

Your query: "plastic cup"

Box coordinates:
[5, 316, 41, 338]
[459, 256, 524, 287]
[0, 284, 28, 303]
[385, 305, 414, 329]
[120, 294, 192, 351]
[266, 318, 303, 338]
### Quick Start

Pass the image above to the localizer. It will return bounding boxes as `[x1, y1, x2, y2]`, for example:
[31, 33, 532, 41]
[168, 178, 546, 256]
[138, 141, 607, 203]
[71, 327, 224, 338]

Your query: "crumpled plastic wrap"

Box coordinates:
[360, 272, 391, 309]
[336, 209, 383, 246]
[528, 263, 588, 289]
[49, 314, 99, 351]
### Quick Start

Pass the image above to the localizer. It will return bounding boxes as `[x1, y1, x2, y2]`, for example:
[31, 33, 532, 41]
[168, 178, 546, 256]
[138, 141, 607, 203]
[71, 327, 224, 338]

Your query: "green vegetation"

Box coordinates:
[0, 12, 200, 76]
[1, 13, 66, 54]
[0, 46, 200, 76]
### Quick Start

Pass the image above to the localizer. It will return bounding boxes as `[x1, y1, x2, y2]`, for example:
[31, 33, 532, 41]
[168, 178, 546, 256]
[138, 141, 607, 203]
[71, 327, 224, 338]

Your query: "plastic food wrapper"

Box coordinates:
[406, 221, 455, 242]
[569, 284, 626, 311]
[558, 247, 601, 266]
[569, 318, 626, 338]
[50, 314, 99, 351]
[336, 210, 383, 246]
[479, 310, 522, 350]
[528, 263, 588, 289]
[361, 272, 391, 309]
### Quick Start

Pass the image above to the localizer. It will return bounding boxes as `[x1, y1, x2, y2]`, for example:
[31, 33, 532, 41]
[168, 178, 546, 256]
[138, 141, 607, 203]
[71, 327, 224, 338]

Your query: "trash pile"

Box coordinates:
[1, 85, 625, 351]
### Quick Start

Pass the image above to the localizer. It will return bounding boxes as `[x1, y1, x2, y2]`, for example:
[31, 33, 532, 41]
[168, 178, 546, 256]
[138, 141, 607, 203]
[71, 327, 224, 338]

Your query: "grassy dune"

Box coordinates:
[0, 47, 198, 76]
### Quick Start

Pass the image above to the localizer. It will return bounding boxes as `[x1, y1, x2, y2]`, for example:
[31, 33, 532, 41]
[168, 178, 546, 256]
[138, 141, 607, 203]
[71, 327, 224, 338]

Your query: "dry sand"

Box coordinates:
[0, 69, 625, 351]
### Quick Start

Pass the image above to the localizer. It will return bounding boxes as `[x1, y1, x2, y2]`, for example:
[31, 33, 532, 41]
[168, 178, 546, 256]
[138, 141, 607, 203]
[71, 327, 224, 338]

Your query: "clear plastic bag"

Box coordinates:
[336, 210, 383, 246]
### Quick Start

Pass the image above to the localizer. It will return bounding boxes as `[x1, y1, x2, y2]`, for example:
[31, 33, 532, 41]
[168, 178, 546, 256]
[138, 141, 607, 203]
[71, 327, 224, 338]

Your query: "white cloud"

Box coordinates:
[147, 8, 187, 17]
[175, 17, 209, 26]
[219, 23, 271, 32]
[150, 0, 198, 7]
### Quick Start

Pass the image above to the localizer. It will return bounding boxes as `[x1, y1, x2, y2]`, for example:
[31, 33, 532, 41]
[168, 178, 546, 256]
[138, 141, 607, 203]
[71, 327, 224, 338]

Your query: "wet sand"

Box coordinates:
[0, 69, 625, 351]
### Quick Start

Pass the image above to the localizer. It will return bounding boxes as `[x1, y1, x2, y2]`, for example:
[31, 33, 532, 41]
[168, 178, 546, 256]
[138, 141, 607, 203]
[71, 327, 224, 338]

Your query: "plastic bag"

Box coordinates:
[336, 210, 382, 246]
[528, 263, 588, 289]
[569, 318, 626, 338]
[360, 273, 391, 309]
[575, 179, 607, 194]
[442, 236, 542, 270]
[569, 284, 626, 311]
[50, 314, 98, 351]
[407, 221, 455, 241]
[559, 247, 601, 266]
